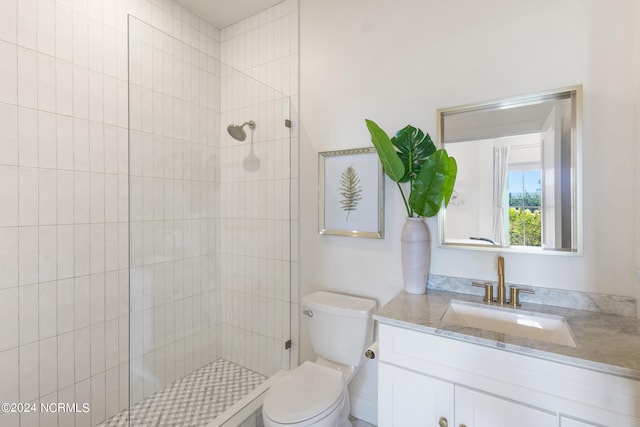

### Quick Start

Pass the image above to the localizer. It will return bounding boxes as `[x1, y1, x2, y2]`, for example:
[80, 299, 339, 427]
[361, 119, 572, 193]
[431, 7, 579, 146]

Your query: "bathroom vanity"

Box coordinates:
[375, 290, 640, 427]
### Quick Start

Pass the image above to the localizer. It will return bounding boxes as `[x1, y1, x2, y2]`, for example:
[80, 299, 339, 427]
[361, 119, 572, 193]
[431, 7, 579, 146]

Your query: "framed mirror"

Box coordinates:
[437, 86, 582, 254]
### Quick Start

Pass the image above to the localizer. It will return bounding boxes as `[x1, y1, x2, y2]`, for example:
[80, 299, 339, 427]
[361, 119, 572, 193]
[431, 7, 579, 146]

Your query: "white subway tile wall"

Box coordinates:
[127, 14, 223, 406]
[0, 0, 299, 426]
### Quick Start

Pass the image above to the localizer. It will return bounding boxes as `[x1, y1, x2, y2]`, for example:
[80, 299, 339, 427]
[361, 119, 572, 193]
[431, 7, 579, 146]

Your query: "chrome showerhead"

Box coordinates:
[227, 120, 255, 141]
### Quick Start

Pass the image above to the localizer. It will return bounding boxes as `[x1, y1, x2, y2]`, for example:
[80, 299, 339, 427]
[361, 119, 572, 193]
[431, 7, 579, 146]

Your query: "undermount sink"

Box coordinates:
[441, 300, 577, 348]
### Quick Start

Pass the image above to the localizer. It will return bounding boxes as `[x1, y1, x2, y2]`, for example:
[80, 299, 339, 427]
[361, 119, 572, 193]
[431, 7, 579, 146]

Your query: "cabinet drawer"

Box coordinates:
[455, 386, 556, 427]
[560, 415, 640, 427]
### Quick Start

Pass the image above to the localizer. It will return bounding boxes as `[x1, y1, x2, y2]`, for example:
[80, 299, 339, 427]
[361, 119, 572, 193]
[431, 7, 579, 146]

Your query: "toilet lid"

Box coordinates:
[263, 361, 344, 424]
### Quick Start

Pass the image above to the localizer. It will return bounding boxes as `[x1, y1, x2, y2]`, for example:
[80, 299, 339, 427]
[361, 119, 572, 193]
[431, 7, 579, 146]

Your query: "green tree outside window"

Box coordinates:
[508, 170, 541, 246]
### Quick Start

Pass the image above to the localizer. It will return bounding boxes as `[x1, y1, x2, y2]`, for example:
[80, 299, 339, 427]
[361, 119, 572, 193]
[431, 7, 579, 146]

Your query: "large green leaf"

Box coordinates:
[365, 119, 405, 183]
[409, 149, 458, 217]
[391, 125, 437, 183]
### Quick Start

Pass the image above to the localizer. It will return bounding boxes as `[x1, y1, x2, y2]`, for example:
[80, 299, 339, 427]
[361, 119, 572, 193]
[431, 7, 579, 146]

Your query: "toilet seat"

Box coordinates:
[263, 361, 345, 425]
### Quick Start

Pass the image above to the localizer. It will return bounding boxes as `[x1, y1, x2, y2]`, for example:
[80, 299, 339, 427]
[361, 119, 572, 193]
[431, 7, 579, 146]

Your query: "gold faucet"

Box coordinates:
[472, 256, 536, 307]
[497, 256, 506, 305]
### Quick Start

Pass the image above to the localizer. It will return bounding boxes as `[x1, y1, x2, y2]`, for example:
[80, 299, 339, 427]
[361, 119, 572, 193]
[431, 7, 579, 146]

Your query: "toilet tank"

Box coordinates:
[303, 291, 377, 367]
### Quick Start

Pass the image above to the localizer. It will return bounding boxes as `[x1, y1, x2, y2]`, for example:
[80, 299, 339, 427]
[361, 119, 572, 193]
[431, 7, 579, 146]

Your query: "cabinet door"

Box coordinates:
[379, 362, 454, 427]
[455, 386, 557, 427]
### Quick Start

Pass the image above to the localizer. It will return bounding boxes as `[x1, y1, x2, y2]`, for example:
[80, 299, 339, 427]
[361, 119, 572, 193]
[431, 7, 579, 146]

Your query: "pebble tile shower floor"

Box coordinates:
[99, 359, 266, 427]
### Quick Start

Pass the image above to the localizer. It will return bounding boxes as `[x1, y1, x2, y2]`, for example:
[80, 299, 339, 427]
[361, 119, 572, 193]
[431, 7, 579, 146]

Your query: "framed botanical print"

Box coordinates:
[318, 147, 384, 238]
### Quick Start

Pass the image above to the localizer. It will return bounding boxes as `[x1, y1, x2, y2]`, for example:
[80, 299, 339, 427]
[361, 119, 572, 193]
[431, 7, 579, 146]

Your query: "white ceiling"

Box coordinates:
[174, 0, 282, 29]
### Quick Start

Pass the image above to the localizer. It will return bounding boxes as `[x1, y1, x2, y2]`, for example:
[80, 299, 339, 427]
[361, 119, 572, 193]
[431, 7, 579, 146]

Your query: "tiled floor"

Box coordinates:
[98, 359, 267, 427]
[98, 358, 378, 427]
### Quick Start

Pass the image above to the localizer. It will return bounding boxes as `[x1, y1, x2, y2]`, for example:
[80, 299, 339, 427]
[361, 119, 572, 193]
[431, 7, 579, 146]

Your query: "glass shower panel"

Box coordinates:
[218, 58, 292, 379]
[127, 15, 291, 425]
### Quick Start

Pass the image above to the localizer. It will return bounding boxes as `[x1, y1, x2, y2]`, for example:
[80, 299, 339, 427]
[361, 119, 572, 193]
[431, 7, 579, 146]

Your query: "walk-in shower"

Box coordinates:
[99, 16, 293, 427]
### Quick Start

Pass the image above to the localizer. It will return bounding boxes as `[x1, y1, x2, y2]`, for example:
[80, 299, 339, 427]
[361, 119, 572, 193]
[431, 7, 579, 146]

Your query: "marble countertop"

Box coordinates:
[374, 290, 640, 380]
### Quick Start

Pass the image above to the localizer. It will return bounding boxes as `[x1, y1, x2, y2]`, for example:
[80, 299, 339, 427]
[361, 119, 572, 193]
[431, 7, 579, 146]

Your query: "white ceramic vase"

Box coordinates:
[400, 217, 431, 294]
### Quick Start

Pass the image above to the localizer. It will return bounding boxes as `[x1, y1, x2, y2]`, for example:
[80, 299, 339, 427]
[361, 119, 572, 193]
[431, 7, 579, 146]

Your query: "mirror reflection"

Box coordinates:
[437, 86, 582, 254]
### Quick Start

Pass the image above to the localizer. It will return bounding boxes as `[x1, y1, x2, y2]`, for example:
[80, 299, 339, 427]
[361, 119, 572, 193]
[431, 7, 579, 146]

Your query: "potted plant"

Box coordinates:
[365, 119, 457, 293]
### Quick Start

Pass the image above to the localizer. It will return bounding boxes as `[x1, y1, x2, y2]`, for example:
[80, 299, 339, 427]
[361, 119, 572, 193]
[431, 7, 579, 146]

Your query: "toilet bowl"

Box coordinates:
[262, 361, 349, 427]
[262, 291, 377, 427]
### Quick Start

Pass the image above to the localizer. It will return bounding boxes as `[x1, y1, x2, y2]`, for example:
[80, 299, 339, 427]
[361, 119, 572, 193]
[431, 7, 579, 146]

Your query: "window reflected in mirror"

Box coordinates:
[508, 169, 541, 247]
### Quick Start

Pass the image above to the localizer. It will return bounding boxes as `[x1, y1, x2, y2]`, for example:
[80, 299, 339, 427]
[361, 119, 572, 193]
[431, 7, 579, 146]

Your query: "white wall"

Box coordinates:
[299, 0, 638, 422]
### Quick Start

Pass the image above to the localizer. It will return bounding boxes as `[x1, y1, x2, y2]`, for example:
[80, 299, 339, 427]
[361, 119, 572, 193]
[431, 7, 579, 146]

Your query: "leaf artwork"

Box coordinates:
[339, 165, 363, 220]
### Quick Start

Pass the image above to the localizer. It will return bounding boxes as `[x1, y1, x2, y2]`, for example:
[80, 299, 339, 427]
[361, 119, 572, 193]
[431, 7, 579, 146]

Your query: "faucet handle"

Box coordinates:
[510, 287, 535, 307]
[471, 282, 494, 303]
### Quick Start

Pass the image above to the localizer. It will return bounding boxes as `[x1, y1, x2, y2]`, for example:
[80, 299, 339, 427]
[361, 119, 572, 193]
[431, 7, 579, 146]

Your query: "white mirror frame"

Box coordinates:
[436, 86, 583, 255]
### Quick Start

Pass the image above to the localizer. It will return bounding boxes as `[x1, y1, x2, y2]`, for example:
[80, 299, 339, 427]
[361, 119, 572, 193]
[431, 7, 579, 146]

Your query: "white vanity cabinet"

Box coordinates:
[379, 363, 556, 427]
[378, 323, 640, 427]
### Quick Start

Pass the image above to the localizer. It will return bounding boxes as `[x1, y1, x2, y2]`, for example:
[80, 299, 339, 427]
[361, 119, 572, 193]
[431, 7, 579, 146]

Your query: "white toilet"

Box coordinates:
[262, 291, 377, 427]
